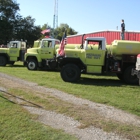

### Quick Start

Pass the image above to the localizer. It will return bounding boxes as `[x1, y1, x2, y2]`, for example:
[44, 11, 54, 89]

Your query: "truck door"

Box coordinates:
[85, 49, 106, 73]
[8, 43, 20, 61]
[86, 49, 106, 65]
[39, 40, 54, 59]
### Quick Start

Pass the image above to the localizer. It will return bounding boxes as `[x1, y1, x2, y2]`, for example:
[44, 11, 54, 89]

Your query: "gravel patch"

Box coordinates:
[0, 86, 7, 92]
[0, 73, 139, 127]
[0, 72, 139, 140]
[24, 106, 127, 140]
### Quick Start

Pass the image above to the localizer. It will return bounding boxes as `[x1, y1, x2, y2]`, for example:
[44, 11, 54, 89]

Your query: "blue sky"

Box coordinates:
[16, 0, 140, 34]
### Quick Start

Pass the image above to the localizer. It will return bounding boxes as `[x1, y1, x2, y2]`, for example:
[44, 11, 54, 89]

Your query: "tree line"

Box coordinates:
[0, 0, 77, 46]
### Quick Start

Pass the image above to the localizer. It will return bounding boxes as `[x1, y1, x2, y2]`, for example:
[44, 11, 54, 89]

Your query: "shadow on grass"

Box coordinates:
[76, 77, 139, 87]
[6, 64, 25, 68]
[78, 77, 124, 86]
[35, 69, 139, 87]
[38, 67, 60, 72]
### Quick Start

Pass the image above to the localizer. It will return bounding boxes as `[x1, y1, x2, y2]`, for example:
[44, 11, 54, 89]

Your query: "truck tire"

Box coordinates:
[61, 64, 81, 82]
[123, 66, 138, 85]
[27, 59, 37, 70]
[0, 56, 7, 66]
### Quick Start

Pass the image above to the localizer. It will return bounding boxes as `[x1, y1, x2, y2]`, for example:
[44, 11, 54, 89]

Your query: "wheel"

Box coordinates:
[116, 73, 124, 81]
[61, 64, 81, 82]
[123, 66, 138, 85]
[27, 59, 37, 70]
[0, 56, 7, 66]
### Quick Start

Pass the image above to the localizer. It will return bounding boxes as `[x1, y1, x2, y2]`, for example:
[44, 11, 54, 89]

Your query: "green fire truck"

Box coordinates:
[0, 41, 26, 66]
[24, 38, 81, 70]
[56, 36, 140, 85]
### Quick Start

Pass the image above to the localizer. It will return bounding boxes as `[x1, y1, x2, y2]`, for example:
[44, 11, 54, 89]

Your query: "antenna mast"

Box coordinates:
[53, 0, 58, 29]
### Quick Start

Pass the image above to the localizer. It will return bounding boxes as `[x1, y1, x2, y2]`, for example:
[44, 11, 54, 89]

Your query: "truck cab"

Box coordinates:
[57, 37, 108, 82]
[25, 38, 84, 70]
[0, 40, 26, 66]
[24, 38, 60, 70]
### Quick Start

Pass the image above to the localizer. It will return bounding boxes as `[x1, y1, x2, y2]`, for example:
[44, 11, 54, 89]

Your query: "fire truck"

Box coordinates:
[56, 36, 139, 85]
[0, 41, 26, 66]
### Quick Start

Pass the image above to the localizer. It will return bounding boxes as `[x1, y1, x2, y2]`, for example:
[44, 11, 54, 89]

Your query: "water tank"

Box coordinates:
[110, 40, 140, 58]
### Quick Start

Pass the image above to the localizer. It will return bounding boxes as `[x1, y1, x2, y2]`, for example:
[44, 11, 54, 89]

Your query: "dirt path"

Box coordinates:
[0, 72, 139, 140]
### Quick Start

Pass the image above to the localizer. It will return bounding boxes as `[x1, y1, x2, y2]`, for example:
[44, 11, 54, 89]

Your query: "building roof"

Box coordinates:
[67, 30, 140, 38]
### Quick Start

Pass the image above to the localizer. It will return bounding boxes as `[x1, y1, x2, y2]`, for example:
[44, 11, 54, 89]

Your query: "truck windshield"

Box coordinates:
[42, 40, 48, 48]
[87, 40, 102, 50]
[10, 43, 17, 48]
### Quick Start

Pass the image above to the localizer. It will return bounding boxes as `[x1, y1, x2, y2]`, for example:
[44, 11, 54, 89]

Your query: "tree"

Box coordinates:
[14, 16, 41, 46]
[0, 0, 19, 20]
[0, 0, 42, 46]
[0, 0, 20, 44]
[0, 1, 78, 45]
[53, 23, 78, 40]
[43, 23, 77, 40]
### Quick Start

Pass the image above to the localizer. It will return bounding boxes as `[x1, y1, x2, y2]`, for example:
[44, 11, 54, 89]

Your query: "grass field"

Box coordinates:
[0, 62, 139, 117]
[0, 62, 140, 139]
[0, 92, 77, 140]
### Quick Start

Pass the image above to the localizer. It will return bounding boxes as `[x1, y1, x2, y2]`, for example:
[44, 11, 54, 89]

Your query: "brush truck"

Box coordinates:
[24, 38, 81, 70]
[0, 41, 26, 66]
[131, 54, 140, 85]
[55, 37, 140, 85]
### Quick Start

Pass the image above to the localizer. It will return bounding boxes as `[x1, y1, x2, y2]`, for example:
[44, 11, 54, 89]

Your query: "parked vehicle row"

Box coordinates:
[1, 35, 140, 85]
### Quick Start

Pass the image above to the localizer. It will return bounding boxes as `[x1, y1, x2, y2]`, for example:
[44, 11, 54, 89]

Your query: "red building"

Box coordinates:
[67, 30, 140, 44]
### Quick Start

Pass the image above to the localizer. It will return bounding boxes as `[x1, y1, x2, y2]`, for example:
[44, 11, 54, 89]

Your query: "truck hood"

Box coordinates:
[64, 49, 85, 58]
[0, 48, 8, 53]
[27, 48, 39, 54]
[56, 44, 81, 50]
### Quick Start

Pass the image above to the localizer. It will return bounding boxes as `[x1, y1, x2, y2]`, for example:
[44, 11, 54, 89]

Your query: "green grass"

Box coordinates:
[0, 61, 140, 117]
[0, 93, 77, 140]
[1, 62, 140, 139]
[1, 85, 140, 140]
